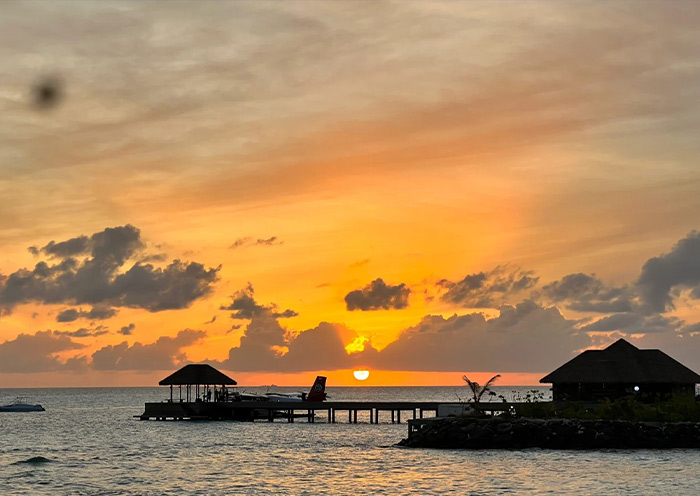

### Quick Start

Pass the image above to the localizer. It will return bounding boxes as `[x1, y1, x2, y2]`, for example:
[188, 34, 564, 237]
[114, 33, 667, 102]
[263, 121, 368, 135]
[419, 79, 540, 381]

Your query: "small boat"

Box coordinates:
[0, 397, 45, 412]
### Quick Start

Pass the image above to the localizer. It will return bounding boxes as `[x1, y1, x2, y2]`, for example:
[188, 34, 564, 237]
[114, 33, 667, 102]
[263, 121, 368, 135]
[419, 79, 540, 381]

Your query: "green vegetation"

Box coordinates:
[514, 395, 700, 422]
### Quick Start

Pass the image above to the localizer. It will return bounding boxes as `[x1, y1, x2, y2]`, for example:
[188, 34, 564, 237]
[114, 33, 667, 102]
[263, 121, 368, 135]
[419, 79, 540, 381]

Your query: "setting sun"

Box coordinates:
[353, 370, 370, 381]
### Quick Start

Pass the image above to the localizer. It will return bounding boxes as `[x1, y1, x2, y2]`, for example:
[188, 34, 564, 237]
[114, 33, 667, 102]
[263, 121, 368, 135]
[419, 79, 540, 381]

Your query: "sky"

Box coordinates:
[2, 1, 700, 387]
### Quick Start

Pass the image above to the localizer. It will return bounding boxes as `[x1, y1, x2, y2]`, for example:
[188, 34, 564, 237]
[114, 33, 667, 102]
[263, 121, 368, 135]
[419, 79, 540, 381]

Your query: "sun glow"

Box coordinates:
[353, 370, 370, 381]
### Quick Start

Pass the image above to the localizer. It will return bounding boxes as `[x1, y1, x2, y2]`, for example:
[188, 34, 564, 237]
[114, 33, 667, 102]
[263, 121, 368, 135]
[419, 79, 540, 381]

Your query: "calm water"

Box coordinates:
[1, 386, 699, 495]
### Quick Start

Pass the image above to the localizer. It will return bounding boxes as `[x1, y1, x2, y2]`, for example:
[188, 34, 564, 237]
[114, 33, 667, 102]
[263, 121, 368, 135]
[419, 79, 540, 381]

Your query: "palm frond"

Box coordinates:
[476, 374, 501, 402]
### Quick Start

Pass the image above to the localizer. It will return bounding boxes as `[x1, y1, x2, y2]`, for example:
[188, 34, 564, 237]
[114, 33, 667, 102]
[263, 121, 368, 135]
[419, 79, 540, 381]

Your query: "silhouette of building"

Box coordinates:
[540, 339, 700, 401]
[159, 364, 237, 402]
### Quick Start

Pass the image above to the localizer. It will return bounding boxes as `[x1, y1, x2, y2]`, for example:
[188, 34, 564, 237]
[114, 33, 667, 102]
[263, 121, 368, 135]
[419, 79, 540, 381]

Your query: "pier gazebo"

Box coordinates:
[159, 364, 237, 403]
[540, 339, 700, 401]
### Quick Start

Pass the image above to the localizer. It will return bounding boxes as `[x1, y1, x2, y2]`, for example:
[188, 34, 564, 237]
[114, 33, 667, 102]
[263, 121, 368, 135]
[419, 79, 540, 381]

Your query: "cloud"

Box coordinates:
[376, 301, 589, 372]
[119, 323, 136, 335]
[53, 326, 109, 338]
[218, 317, 378, 372]
[217, 299, 587, 373]
[440, 266, 538, 308]
[0, 330, 83, 373]
[230, 237, 251, 250]
[0, 225, 220, 314]
[90, 329, 204, 371]
[539, 273, 634, 313]
[220, 283, 298, 319]
[56, 305, 118, 322]
[579, 312, 681, 334]
[41, 235, 92, 258]
[637, 231, 700, 313]
[256, 236, 282, 246]
[229, 236, 283, 250]
[220, 314, 289, 371]
[345, 278, 410, 311]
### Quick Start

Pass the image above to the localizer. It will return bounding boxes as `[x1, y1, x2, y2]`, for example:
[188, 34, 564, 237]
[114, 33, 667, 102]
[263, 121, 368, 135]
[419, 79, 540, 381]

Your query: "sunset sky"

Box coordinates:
[2, 2, 700, 387]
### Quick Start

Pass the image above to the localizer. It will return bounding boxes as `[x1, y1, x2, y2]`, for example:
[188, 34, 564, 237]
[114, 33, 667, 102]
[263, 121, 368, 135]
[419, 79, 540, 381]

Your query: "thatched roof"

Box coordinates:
[159, 364, 237, 386]
[540, 339, 700, 384]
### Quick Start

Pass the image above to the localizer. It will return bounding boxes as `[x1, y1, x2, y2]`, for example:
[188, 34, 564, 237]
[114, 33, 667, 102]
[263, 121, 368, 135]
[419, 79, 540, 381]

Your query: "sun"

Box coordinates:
[353, 370, 370, 381]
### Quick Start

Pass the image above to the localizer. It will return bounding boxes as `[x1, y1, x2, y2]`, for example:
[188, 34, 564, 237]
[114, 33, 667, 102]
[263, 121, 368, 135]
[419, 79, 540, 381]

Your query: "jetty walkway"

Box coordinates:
[140, 400, 443, 423]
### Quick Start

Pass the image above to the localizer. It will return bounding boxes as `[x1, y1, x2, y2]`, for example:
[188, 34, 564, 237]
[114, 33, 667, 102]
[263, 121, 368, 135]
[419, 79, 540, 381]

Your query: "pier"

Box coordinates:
[140, 400, 442, 423]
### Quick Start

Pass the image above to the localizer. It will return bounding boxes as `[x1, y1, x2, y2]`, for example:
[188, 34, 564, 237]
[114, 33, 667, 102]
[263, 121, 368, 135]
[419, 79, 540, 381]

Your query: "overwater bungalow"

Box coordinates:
[540, 338, 700, 401]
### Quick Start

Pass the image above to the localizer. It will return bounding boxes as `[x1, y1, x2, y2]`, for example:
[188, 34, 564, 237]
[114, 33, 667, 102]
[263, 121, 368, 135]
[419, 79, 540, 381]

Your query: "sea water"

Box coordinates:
[1, 386, 699, 495]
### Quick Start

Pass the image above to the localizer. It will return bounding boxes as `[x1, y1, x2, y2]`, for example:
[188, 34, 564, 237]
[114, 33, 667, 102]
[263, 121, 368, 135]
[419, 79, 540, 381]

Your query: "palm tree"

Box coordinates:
[462, 374, 501, 405]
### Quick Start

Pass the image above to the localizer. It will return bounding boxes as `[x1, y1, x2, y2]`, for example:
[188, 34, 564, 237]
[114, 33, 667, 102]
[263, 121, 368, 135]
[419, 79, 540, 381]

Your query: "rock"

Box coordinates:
[400, 417, 700, 449]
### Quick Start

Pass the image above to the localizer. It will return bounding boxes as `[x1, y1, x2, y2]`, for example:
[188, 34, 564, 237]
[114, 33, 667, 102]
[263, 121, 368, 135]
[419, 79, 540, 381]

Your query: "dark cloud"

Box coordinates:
[0, 330, 83, 373]
[56, 305, 118, 322]
[220, 284, 298, 319]
[86, 306, 118, 320]
[230, 237, 251, 250]
[56, 308, 80, 323]
[637, 231, 700, 313]
[377, 300, 589, 372]
[279, 323, 379, 372]
[227, 323, 243, 333]
[580, 312, 680, 334]
[218, 317, 378, 372]
[205, 315, 217, 324]
[53, 326, 109, 338]
[218, 300, 586, 373]
[0, 225, 219, 314]
[256, 236, 282, 246]
[440, 266, 538, 308]
[222, 315, 289, 371]
[90, 329, 204, 371]
[111, 260, 220, 311]
[119, 323, 136, 335]
[539, 273, 634, 313]
[345, 278, 410, 311]
[42, 235, 91, 258]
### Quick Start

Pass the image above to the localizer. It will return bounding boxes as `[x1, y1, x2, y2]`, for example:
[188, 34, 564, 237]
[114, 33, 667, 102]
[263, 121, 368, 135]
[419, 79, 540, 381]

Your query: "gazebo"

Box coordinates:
[159, 364, 237, 402]
[540, 339, 700, 401]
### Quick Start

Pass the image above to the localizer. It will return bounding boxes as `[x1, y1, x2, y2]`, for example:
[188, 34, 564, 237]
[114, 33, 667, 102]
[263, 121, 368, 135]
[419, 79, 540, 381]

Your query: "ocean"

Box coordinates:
[2, 386, 700, 495]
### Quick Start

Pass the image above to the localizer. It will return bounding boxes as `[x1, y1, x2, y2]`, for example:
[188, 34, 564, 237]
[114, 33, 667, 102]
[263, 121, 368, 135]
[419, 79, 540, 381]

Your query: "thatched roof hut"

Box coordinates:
[540, 339, 700, 401]
[159, 364, 237, 386]
[159, 364, 236, 402]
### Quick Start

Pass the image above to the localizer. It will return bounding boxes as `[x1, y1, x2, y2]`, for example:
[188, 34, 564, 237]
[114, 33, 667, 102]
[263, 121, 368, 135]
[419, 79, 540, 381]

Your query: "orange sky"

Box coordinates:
[2, 2, 700, 387]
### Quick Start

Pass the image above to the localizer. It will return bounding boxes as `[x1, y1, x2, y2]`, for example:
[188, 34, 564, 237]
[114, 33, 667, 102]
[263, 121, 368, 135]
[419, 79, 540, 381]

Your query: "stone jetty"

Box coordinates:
[399, 416, 700, 449]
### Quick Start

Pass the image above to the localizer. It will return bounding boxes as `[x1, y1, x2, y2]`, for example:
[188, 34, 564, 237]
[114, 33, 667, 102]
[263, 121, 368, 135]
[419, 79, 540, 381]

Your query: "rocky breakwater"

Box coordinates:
[399, 416, 700, 449]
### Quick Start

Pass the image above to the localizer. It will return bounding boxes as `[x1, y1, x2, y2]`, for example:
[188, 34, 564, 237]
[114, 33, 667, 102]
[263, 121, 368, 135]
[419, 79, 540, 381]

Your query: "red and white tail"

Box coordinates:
[305, 376, 327, 402]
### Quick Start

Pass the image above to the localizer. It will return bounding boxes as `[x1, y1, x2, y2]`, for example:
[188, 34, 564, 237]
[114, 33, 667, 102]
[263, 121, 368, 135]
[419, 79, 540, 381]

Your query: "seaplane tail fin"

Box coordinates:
[305, 376, 327, 402]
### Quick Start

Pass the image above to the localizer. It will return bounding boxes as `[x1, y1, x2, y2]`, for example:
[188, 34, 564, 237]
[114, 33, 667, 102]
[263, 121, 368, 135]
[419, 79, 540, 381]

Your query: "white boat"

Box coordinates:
[0, 397, 45, 412]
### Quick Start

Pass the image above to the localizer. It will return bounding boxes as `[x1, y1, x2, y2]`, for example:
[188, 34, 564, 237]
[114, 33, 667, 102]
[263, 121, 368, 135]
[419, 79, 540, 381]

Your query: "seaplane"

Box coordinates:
[234, 376, 327, 420]
[264, 376, 327, 402]
[237, 376, 327, 403]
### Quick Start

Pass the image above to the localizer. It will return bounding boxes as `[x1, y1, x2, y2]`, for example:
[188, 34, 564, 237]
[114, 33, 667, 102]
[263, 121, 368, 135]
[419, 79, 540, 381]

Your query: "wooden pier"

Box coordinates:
[140, 400, 442, 423]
